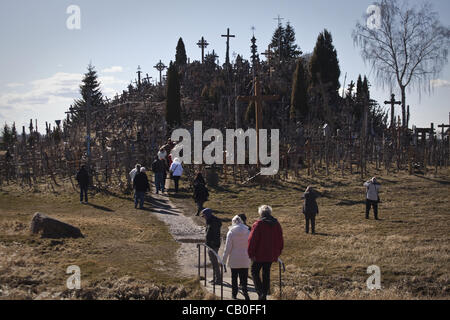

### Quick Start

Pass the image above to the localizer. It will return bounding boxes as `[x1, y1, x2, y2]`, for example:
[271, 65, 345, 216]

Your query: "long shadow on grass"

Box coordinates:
[413, 174, 450, 185]
[335, 199, 366, 206]
[85, 203, 114, 212]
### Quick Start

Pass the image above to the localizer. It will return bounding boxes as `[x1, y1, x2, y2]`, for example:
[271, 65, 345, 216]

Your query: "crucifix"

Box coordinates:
[136, 65, 142, 88]
[438, 123, 450, 140]
[144, 73, 152, 84]
[384, 94, 402, 128]
[154, 60, 167, 85]
[261, 44, 274, 77]
[197, 36, 209, 63]
[221, 28, 235, 67]
[274, 14, 284, 26]
[237, 77, 279, 165]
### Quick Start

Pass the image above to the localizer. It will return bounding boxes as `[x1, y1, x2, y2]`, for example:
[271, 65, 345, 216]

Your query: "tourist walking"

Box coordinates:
[193, 173, 209, 216]
[152, 156, 167, 194]
[201, 208, 222, 285]
[302, 186, 319, 234]
[222, 215, 251, 300]
[169, 158, 183, 193]
[133, 167, 150, 209]
[364, 177, 381, 220]
[248, 205, 284, 300]
[76, 165, 89, 204]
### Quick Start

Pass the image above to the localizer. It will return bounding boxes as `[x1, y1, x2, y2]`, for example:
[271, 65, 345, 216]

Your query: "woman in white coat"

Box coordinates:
[169, 158, 183, 193]
[222, 215, 251, 300]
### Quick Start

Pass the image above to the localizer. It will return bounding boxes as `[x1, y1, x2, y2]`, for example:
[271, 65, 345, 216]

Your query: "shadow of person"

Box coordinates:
[85, 203, 114, 212]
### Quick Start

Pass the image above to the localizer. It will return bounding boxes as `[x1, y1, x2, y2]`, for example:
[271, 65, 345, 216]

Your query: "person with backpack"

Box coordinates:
[222, 215, 251, 300]
[152, 156, 167, 194]
[248, 205, 284, 300]
[76, 165, 89, 204]
[302, 186, 320, 234]
[193, 173, 209, 216]
[169, 158, 183, 193]
[133, 166, 150, 209]
[364, 177, 381, 220]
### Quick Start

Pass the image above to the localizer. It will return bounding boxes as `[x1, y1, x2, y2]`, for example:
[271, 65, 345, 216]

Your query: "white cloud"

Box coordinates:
[431, 79, 450, 88]
[102, 66, 123, 73]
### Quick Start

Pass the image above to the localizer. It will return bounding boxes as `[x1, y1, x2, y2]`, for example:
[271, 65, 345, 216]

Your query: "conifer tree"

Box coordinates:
[165, 62, 181, 128]
[175, 37, 187, 66]
[2, 123, 11, 148]
[290, 58, 309, 121]
[73, 64, 103, 122]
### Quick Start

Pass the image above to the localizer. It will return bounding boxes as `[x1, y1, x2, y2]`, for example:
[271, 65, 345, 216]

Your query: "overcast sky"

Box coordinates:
[0, 0, 449, 133]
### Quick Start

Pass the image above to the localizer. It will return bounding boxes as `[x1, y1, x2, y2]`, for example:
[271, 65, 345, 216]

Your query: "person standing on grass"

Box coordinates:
[169, 158, 183, 193]
[302, 186, 319, 234]
[248, 205, 284, 300]
[152, 156, 167, 194]
[364, 177, 381, 220]
[76, 165, 89, 204]
[133, 166, 150, 209]
[222, 215, 251, 300]
[193, 173, 209, 216]
[201, 208, 222, 285]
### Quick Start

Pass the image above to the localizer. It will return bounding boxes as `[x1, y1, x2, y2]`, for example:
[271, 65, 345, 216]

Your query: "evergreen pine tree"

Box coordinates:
[283, 23, 302, 61]
[165, 62, 181, 128]
[271, 25, 285, 62]
[2, 123, 11, 148]
[290, 58, 309, 121]
[73, 64, 103, 122]
[309, 29, 341, 94]
[175, 37, 187, 66]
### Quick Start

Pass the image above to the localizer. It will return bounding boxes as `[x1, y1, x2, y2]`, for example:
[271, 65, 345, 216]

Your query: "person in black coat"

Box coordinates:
[193, 173, 209, 216]
[201, 208, 222, 284]
[133, 169, 150, 209]
[302, 186, 319, 234]
[76, 165, 89, 204]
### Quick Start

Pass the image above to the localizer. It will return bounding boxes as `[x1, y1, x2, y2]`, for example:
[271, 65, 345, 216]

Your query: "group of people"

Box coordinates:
[200, 205, 284, 301]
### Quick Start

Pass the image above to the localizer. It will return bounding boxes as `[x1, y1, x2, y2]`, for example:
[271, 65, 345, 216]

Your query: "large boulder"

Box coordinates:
[30, 212, 83, 239]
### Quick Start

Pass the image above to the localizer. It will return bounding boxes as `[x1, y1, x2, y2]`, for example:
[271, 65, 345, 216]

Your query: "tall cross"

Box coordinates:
[221, 28, 235, 67]
[384, 94, 402, 128]
[237, 77, 279, 165]
[136, 65, 142, 87]
[197, 36, 209, 63]
[261, 44, 274, 77]
[274, 14, 284, 26]
[154, 60, 167, 85]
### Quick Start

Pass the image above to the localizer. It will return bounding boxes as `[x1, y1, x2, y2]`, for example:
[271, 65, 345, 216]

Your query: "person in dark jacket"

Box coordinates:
[152, 156, 167, 194]
[193, 173, 209, 216]
[133, 168, 150, 209]
[302, 186, 319, 234]
[201, 208, 222, 284]
[76, 165, 89, 204]
[248, 205, 284, 300]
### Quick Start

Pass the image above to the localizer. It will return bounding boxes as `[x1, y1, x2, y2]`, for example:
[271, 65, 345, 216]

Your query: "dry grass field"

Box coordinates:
[0, 166, 448, 300]
[172, 167, 450, 300]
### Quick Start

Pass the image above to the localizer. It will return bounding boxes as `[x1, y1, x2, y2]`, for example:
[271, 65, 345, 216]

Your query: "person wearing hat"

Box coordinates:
[248, 205, 284, 300]
[222, 215, 251, 300]
[364, 177, 381, 220]
[201, 208, 222, 285]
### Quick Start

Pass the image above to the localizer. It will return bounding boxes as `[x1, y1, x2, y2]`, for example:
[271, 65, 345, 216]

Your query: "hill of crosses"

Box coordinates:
[0, 6, 449, 302]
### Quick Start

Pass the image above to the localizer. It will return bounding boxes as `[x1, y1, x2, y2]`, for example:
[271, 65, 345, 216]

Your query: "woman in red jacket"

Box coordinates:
[248, 205, 284, 300]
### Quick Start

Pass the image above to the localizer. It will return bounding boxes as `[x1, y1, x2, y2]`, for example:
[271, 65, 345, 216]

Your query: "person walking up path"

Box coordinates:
[364, 177, 381, 220]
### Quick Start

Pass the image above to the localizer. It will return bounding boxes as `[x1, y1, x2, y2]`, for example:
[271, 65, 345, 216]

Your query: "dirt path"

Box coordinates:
[147, 180, 260, 300]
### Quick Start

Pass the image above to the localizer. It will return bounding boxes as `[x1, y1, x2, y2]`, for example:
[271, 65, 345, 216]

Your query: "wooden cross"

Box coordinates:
[144, 73, 152, 84]
[261, 44, 274, 77]
[384, 94, 401, 128]
[237, 77, 279, 164]
[197, 36, 209, 63]
[221, 28, 235, 66]
[154, 60, 167, 85]
[274, 14, 284, 26]
[438, 123, 450, 139]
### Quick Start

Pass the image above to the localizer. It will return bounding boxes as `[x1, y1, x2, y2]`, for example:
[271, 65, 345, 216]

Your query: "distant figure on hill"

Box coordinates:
[364, 177, 381, 220]
[76, 165, 89, 204]
[152, 156, 168, 194]
[193, 173, 209, 216]
[133, 166, 150, 209]
[201, 208, 223, 285]
[222, 215, 251, 300]
[169, 158, 183, 193]
[248, 205, 284, 300]
[302, 186, 320, 234]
